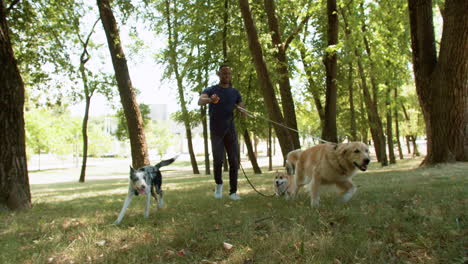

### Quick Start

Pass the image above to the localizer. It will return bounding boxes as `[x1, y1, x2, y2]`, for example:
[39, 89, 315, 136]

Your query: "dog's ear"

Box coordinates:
[335, 144, 347, 156]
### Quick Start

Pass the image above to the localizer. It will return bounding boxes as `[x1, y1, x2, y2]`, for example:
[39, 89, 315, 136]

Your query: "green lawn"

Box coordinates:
[1, 158, 467, 263]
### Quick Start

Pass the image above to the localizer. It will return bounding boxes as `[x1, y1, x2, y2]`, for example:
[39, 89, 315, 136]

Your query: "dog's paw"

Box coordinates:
[158, 199, 164, 208]
[341, 187, 356, 202]
[311, 198, 320, 207]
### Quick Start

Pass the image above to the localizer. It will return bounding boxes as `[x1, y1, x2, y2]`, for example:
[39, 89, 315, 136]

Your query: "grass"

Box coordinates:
[0, 158, 467, 264]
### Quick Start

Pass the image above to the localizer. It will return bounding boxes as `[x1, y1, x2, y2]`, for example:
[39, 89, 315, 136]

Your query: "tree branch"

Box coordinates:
[284, 14, 311, 51]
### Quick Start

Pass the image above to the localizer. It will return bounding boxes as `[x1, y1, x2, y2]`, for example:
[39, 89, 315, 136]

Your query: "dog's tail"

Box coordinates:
[285, 160, 295, 175]
[154, 154, 179, 169]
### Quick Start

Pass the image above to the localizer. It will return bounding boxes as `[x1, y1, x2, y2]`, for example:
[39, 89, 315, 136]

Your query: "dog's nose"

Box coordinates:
[141, 185, 145, 189]
[363, 158, 370, 165]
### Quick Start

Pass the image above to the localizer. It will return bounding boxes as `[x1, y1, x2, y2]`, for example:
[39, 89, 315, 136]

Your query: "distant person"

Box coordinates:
[198, 65, 246, 200]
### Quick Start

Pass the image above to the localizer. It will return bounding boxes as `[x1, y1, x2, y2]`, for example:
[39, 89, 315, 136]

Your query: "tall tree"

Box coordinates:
[385, 83, 396, 164]
[263, 0, 305, 149]
[321, 0, 339, 142]
[0, 0, 31, 210]
[238, 0, 297, 159]
[408, 0, 468, 164]
[341, 3, 388, 165]
[77, 18, 100, 183]
[97, 0, 149, 168]
[163, 0, 199, 174]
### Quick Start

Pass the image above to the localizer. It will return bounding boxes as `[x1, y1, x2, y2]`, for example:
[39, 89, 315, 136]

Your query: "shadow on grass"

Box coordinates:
[2, 160, 466, 263]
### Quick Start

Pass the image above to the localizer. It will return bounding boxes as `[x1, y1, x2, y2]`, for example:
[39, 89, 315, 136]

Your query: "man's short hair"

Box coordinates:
[219, 64, 230, 71]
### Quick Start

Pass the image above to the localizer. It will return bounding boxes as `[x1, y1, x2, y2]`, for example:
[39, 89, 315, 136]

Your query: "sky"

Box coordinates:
[69, 6, 205, 118]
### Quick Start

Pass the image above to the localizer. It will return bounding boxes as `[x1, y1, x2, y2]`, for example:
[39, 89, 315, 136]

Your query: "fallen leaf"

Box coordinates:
[201, 260, 218, 264]
[95, 240, 107, 246]
[223, 242, 233, 250]
[120, 244, 129, 250]
[164, 249, 175, 257]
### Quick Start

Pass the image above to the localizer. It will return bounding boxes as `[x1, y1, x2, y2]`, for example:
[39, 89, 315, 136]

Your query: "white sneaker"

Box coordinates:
[229, 193, 241, 200]
[214, 184, 223, 199]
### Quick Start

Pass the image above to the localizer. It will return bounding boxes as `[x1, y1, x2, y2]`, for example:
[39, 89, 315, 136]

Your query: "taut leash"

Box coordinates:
[236, 105, 331, 144]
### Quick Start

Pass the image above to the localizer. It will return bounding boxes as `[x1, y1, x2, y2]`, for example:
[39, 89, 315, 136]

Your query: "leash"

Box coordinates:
[239, 161, 276, 198]
[236, 105, 331, 144]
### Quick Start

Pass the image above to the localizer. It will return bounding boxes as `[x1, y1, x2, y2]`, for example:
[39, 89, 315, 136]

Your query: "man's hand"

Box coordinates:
[211, 94, 220, 104]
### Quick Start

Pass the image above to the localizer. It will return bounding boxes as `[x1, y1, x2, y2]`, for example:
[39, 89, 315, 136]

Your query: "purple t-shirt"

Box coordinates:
[201, 85, 242, 134]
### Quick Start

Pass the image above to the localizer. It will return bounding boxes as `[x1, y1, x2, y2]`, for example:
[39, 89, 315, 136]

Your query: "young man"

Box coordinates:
[198, 65, 246, 200]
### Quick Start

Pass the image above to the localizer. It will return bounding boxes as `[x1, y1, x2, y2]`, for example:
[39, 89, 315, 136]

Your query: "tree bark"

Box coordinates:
[97, 0, 149, 169]
[243, 130, 262, 174]
[348, 62, 357, 141]
[79, 94, 90, 182]
[321, 0, 339, 142]
[356, 54, 388, 166]
[394, 88, 404, 159]
[238, 0, 296, 160]
[408, 0, 468, 164]
[386, 84, 396, 164]
[268, 123, 272, 171]
[263, 0, 301, 149]
[0, 0, 31, 210]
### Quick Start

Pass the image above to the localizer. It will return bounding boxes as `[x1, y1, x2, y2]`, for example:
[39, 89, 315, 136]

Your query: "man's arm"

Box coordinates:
[199, 93, 219, 105]
[198, 94, 211, 106]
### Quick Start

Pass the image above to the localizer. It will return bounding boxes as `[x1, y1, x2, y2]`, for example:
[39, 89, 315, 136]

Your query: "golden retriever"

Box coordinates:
[290, 142, 370, 207]
[285, 148, 302, 175]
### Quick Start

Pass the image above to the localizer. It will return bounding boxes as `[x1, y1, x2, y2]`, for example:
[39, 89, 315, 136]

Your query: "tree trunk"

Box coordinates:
[97, 0, 149, 169]
[411, 135, 420, 157]
[408, 0, 468, 165]
[321, 0, 339, 142]
[201, 104, 210, 175]
[186, 126, 199, 174]
[394, 89, 404, 160]
[405, 135, 412, 155]
[341, 9, 358, 142]
[78, 18, 99, 183]
[0, 0, 31, 210]
[356, 55, 388, 166]
[263, 0, 300, 149]
[163, 0, 199, 174]
[386, 84, 396, 164]
[79, 95, 90, 182]
[238, 0, 296, 159]
[268, 123, 272, 171]
[348, 62, 357, 141]
[358, 91, 368, 143]
[243, 130, 262, 174]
